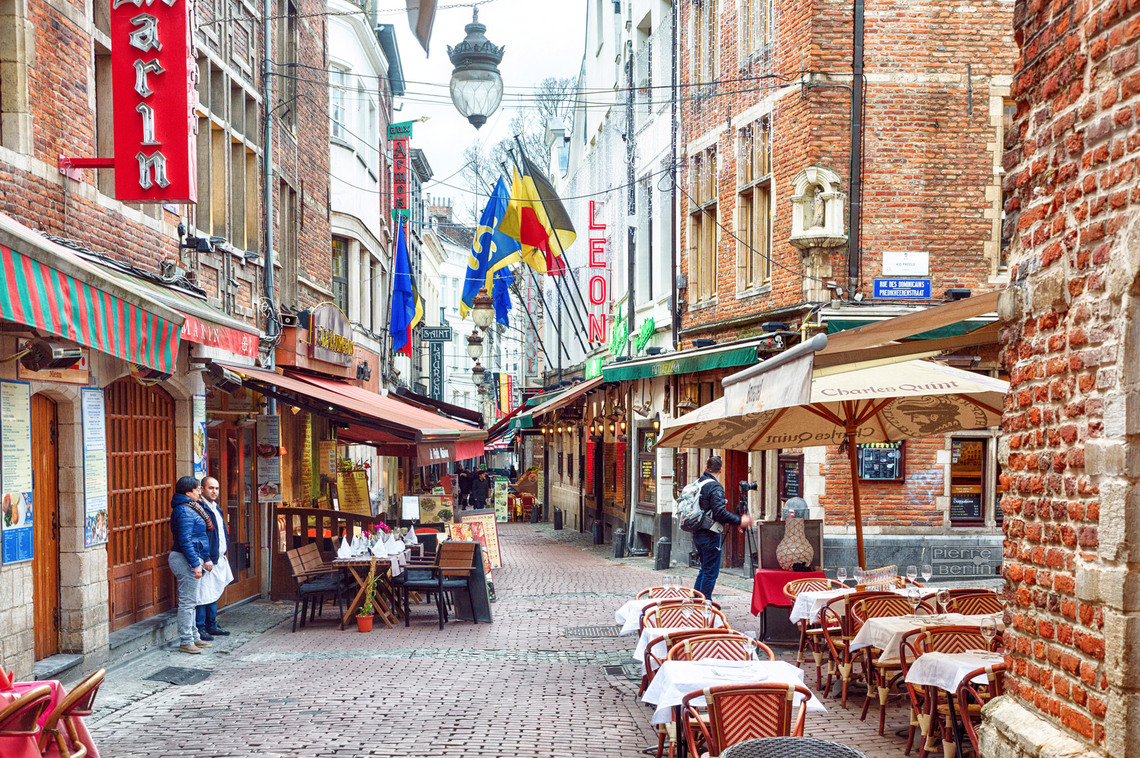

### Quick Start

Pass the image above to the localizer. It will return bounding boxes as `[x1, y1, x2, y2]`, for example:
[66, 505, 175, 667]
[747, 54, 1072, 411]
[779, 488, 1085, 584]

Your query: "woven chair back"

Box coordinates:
[669, 634, 775, 662]
[919, 625, 988, 654]
[948, 593, 1003, 616]
[854, 595, 917, 620]
[704, 684, 802, 751]
[782, 578, 842, 602]
[650, 603, 725, 629]
[639, 586, 705, 600]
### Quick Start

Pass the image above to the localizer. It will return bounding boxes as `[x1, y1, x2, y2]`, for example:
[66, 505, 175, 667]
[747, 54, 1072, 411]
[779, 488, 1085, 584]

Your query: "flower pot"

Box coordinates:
[356, 614, 373, 633]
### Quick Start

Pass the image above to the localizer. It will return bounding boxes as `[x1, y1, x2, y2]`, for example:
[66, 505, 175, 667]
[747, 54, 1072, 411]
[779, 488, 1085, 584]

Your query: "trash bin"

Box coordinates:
[654, 536, 671, 570]
[612, 528, 627, 558]
[553, 508, 563, 530]
[531, 503, 541, 523]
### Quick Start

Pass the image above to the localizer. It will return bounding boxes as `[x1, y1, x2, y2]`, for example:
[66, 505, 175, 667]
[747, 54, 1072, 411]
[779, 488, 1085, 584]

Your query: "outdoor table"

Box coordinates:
[905, 650, 1004, 758]
[615, 597, 658, 636]
[333, 553, 409, 629]
[0, 680, 100, 758]
[750, 569, 826, 615]
[642, 659, 827, 725]
[788, 586, 853, 624]
[850, 612, 1003, 663]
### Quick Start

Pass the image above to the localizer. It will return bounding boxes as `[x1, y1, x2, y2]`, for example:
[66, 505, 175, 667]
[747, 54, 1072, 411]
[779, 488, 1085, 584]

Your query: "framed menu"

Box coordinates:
[1, 381, 33, 563]
[777, 453, 804, 502]
[81, 388, 109, 547]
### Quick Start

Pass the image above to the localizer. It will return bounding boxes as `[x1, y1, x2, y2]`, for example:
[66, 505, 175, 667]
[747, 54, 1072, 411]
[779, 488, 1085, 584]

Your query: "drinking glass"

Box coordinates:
[994, 586, 1004, 608]
[936, 588, 951, 615]
[921, 564, 933, 583]
[908, 587, 922, 618]
[854, 567, 865, 586]
[906, 565, 918, 584]
[980, 617, 998, 650]
[836, 567, 848, 585]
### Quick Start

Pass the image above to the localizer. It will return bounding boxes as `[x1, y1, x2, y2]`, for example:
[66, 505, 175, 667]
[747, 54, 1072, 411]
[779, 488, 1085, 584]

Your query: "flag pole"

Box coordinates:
[508, 278, 555, 371]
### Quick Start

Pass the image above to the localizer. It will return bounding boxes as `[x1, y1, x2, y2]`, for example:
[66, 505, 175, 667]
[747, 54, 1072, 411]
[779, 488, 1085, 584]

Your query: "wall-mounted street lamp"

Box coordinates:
[466, 330, 484, 361]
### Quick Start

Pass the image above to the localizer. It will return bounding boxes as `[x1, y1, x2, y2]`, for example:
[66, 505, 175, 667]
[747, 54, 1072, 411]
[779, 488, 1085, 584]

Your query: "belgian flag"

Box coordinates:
[500, 152, 576, 276]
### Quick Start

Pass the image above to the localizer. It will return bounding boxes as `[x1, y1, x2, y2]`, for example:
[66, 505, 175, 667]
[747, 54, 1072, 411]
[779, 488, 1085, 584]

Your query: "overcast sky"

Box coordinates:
[385, 0, 587, 216]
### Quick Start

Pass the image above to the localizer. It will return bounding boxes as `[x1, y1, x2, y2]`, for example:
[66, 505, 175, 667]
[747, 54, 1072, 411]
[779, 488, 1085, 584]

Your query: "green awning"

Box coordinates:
[602, 344, 759, 382]
[826, 318, 993, 340]
[510, 414, 534, 430]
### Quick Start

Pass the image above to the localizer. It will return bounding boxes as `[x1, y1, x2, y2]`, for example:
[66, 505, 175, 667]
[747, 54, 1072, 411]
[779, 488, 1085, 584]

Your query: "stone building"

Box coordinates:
[981, 0, 1140, 752]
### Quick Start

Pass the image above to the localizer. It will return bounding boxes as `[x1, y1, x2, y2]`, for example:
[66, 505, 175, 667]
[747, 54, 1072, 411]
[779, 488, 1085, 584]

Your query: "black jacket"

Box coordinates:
[458, 471, 471, 494]
[470, 475, 490, 501]
[698, 473, 740, 530]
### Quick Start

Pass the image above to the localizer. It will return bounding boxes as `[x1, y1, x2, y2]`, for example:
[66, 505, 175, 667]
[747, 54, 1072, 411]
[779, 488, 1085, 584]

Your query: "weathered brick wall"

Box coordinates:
[677, 0, 1014, 346]
[984, 0, 1140, 753]
[817, 438, 947, 527]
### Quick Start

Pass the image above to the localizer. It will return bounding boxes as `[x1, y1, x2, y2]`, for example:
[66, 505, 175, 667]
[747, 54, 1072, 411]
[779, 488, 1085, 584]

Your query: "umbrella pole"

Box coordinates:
[845, 425, 866, 569]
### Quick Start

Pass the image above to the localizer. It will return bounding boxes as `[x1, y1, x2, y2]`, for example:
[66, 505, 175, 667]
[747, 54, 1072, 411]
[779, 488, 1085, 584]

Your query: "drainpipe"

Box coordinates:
[846, 0, 865, 296]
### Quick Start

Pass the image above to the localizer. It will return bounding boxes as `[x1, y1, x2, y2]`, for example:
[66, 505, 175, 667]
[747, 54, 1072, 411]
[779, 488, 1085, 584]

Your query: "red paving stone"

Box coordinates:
[89, 524, 913, 757]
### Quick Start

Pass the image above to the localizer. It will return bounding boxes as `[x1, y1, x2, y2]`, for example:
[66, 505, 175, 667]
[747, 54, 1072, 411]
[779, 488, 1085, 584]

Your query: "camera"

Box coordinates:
[738, 481, 758, 492]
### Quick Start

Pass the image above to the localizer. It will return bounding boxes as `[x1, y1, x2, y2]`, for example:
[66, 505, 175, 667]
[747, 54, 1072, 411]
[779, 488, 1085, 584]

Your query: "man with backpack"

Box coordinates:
[683, 455, 752, 599]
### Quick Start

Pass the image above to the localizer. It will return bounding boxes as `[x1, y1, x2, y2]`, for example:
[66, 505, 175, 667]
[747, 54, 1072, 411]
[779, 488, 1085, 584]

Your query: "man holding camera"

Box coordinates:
[692, 455, 752, 599]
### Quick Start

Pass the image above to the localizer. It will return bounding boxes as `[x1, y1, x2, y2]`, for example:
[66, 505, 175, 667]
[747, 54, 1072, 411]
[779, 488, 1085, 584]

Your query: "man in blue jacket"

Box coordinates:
[692, 456, 752, 599]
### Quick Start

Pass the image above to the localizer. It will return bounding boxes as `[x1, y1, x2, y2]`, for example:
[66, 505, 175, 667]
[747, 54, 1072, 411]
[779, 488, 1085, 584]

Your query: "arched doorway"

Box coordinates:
[31, 393, 59, 659]
[106, 378, 176, 630]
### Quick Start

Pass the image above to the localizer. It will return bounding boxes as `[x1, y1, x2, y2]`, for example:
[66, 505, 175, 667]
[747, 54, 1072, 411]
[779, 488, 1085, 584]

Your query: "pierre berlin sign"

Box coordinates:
[110, 0, 198, 203]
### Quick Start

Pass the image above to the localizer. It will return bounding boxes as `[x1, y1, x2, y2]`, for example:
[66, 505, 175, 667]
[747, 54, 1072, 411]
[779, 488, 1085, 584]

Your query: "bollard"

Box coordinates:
[593, 521, 604, 544]
[654, 536, 671, 570]
[612, 528, 627, 558]
[531, 503, 541, 523]
[553, 507, 563, 530]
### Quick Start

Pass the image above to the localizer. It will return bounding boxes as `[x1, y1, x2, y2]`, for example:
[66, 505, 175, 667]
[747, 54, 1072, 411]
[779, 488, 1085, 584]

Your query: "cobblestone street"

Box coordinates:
[87, 524, 913, 757]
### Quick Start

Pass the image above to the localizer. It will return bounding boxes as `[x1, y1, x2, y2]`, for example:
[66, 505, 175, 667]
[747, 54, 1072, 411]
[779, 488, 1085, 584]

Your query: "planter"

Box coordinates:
[356, 614, 374, 632]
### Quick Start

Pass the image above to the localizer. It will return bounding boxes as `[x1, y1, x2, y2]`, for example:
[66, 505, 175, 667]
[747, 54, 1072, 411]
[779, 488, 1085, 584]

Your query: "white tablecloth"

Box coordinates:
[641, 660, 827, 725]
[616, 598, 661, 636]
[904, 651, 1005, 693]
[788, 587, 853, 624]
[850, 613, 1003, 663]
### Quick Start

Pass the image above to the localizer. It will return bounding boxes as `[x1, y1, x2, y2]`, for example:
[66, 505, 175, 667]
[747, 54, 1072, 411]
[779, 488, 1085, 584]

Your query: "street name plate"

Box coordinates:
[421, 326, 453, 342]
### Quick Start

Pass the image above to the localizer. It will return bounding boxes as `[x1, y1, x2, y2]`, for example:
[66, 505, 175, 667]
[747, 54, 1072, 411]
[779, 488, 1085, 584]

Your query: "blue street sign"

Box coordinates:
[873, 278, 931, 299]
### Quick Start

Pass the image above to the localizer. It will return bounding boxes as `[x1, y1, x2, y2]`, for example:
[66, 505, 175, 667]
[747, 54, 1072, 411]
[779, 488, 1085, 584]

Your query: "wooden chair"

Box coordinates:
[681, 683, 811, 758]
[399, 541, 479, 630]
[637, 587, 706, 601]
[521, 494, 535, 520]
[0, 685, 52, 743]
[666, 634, 775, 662]
[38, 669, 105, 758]
[643, 603, 729, 632]
[947, 592, 1003, 616]
[782, 577, 845, 682]
[285, 543, 345, 632]
[957, 663, 1007, 756]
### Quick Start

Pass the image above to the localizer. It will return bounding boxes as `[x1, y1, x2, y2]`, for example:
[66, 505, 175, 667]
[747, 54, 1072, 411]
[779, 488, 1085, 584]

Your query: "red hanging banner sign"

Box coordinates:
[391, 137, 409, 219]
[110, 0, 198, 203]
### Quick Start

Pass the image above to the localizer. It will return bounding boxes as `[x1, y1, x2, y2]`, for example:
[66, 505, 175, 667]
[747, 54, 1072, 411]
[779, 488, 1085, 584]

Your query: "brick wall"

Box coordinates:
[677, 0, 1015, 346]
[983, 0, 1140, 753]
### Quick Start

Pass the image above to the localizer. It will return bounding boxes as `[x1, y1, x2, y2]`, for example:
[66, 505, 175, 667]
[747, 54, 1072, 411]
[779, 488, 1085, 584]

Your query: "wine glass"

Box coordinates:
[908, 587, 922, 618]
[906, 565, 918, 585]
[921, 563, 933, 583]
[980, 617, 998, 650]
[994, 585, 1005, 608]
[937, 588, 951, 615]
[854, 567, 865, 587]
[836, 567, 848, 585]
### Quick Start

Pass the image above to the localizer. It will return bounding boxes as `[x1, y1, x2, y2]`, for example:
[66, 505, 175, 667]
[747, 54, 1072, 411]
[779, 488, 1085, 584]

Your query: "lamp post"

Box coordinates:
[447, 8, 505, 130]
[466, 331, 484, 361]
[471, 288, 495, 331]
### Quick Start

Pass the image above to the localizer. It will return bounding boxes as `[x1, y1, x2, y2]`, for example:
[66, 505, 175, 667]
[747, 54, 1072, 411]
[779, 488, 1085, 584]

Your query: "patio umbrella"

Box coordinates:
[657, 347, 1008, 567]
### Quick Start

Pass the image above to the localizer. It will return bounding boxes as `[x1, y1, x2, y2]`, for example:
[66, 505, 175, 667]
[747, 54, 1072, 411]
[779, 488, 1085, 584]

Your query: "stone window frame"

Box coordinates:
[739, 0, 773, 58]
[735, 118, 773, 295]
[944, 430, 1002, 529]
[688, 147, 719, 306]
[0, 0, 33, 153]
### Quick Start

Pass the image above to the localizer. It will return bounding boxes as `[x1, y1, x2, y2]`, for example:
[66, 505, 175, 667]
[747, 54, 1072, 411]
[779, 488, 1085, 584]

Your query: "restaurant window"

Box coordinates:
[638, 428, 657, 512]
[737, 121, 771, 291]
[331, 237, 348, 313]
[692, 0, 717, 84]
[689, 149, 718, 304]
[950, 438, 987, 525]
[740, 0, 771, 55]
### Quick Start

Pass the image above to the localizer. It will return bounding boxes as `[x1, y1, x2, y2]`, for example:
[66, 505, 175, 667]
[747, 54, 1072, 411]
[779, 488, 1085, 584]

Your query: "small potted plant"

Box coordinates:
[356, 569, 376, 632]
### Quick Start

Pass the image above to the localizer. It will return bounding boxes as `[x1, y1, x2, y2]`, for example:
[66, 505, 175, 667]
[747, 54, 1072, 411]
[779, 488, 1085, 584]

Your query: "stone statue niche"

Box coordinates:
[789, 166, 847, 250]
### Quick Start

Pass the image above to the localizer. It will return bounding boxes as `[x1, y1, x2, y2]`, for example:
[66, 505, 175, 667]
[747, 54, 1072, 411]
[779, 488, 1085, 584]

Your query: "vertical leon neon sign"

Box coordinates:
[110, 0, 198, 203]
[587, 200, 608, 343]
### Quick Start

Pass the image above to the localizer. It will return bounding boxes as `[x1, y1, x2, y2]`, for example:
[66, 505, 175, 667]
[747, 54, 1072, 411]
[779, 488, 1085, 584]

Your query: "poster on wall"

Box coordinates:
[81, 388, 109, 547]
[492, 476, 508, 523]
[192, 394, 207, 479]
[336, 470, 371, 516]
[401, 495, 420, 521]
[460, 511, 503, 568]
[1, 381, 33, 564]
[418, 495, 454, 523]
[319, 440, 337, 478]
[255, 415, 282, 503]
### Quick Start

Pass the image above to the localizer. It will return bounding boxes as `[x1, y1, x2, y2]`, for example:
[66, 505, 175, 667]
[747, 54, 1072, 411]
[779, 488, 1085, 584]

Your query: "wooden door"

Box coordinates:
[107, 379, 176, 631]
[222, 427, 260, 602]
[724, 450, 748, 568]
[31, 394, 59, 660]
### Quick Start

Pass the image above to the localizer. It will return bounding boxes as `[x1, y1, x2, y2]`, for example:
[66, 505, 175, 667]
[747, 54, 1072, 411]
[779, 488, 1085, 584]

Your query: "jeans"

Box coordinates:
[168, 551, 202, 645]
[692, 529, 724, 600]
[196, 601, 217, 630]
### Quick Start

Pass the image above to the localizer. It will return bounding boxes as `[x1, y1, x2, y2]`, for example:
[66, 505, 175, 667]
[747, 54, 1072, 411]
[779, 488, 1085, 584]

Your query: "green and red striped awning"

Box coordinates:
[0, 219, 183, 373]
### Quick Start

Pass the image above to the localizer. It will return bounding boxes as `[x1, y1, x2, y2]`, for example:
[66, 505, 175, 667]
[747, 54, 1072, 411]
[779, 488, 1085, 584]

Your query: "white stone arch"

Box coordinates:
[789, 166, 847, 249]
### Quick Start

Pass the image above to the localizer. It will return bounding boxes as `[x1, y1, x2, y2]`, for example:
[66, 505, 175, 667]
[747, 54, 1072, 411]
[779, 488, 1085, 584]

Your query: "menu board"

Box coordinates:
[950, 492, 983, 521]
[255, 415, 282, 503]
[419, 495, 455, 523]
[337, 470, 371, 515]
[192, 394, 207, 479]
[777, 454, 803, 501]
[319, 440, 337, 478]
[1, 381, 33, 563]
[401, 495, 420, 520]
[858, 442, 904, 481]
[81, 388, 109, 547]
[492, 476, 508, 523]
[460, 511, 503, 568]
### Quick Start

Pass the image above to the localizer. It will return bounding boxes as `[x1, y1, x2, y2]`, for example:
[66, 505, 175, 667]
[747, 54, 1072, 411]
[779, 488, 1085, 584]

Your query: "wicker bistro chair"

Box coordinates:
[642, 629, 747, 697]
[783, 578, 846, 679]
[0, 684, 52, 736]
[667, 634, 775, 662]
[913, 626, 991, 758]
[819, 591, 896, 708]
[644, 603, 730, 632]
[398, 540, 480, 630]
[947, 592, 1003, 616]
[957, 663, 1007, 756]
[285, 543, 347, 632]
[38, 669, 105, 758]
[720, 737, 869, 758]
[638, 587, 708, 601]
[681, 683, 812, 758]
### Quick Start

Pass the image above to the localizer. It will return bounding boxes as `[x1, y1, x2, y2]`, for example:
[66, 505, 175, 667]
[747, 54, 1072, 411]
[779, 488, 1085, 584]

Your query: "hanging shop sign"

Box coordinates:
[0, 381, 33, 563]
[17, 340, 89, 384]
[255, 415, 282, 503]
[587, 200, 610, 343]
[429, 341, 444, 401]
[192, 394, 206, 479]
[608, 304, 628, 357]
[634, 317, 656, 354]
[81, 388, 109, 548]
[392, 136, 410, 219]
[308, 304, 355, 366]
[110, 0, 198, 202]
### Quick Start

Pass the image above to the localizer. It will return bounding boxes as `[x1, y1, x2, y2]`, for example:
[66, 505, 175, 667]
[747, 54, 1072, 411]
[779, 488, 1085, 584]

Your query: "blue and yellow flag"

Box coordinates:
[461, 177, 521, 318]
[389, 216, 423, 357]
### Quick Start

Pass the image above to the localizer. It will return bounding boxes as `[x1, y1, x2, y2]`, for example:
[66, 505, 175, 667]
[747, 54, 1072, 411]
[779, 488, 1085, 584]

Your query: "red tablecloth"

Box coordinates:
[751, 569, 827, 615]
[0, 680, 100, 758]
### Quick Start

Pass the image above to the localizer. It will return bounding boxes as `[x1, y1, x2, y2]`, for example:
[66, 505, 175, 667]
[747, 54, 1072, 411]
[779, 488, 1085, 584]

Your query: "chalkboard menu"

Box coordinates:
[950, 493, 983, 521]
[778, 454, 803, 501]
[858, 442, 905, 481]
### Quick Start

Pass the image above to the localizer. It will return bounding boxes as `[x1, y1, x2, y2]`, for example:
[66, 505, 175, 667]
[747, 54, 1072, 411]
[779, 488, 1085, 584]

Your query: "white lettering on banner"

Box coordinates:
[819, 381, 961, 397]
[128, 14, 162, 51]
[932, 547, 994, 561]
[136, 103, 159, 144]
[133, 59, 164, 97]
[136, 151, 170, 188]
